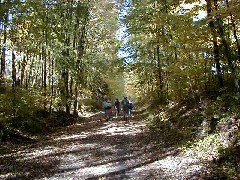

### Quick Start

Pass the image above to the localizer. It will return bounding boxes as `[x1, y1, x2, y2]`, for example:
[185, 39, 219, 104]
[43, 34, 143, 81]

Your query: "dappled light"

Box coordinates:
[0, 0, 239, 179]
[1, 110, 232, 179]
[17, 146, 62, 161]
[1, 107, 239, 179]
[94, 121, 145, 136]
[54, 133, 89, 141]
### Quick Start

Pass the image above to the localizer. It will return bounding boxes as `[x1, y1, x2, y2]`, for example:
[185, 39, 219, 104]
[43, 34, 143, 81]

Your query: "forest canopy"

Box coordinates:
[0, 0, 125, 134]
[0, 1, 239, 179]
[0, 0, 123, 113]
[123, 0, 240, 102]
[0, 0, 240, 133]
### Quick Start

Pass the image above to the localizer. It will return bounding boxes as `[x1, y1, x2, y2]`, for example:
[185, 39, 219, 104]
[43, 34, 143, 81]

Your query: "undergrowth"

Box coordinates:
[147, 93, 240, 179]
[0, 88, 78, 141]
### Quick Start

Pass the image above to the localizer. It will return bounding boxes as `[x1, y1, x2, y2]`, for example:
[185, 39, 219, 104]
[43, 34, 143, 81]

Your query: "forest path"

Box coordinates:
[0, 111, 203, 179]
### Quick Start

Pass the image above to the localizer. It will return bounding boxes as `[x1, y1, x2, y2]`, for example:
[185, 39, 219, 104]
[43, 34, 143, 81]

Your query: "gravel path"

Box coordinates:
[0, 112, 205, 179]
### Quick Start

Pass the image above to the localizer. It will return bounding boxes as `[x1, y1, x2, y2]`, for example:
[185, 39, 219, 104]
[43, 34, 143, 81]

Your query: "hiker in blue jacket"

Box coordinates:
[102, 96, 112, 121]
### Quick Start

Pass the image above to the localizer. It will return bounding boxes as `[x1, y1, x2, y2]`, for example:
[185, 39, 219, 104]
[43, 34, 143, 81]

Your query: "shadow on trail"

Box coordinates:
[0, 111, 181, 179]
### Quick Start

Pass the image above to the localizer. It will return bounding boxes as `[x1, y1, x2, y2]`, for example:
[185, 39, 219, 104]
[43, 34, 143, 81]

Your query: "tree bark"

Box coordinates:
[156, 45, 164, 97]
[49, 50, 54, 113]
[62, 70, 70, 114]
[12, 51, 16, 89]
[43, 5, 48, 110]
[214, 0, 239, 93]
[225, 0, 240, 63]
[1, 10, 8, 86]
[20, 56, 26, 87]
[205, 0, 224, 89]
[73, 85, 78, 116]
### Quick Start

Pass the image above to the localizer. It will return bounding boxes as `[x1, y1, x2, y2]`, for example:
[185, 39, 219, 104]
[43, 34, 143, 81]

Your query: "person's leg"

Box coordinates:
[123, 108, 128, 121]
[115, 108, 118, 117]
[109, 108, 112, 120]
[117, 107, 120, 117]
[106, 109, 110, 121]
[104, 109, 107, 120]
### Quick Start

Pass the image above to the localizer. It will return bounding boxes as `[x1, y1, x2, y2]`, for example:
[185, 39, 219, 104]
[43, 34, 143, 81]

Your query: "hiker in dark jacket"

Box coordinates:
[121, 96, 129, 121]
[128, 100, 133, 116]
[114, 98, 120, 117]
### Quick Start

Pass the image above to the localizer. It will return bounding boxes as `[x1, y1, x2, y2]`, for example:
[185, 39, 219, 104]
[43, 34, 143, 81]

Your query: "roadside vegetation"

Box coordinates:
[0, 0, 239, 179]
[145, 92, 240, 179]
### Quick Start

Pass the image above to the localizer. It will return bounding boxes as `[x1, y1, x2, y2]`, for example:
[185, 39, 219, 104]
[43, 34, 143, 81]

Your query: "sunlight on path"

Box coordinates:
[78, 112, 102, 118]
[125, 152, 203, 179]
[17, 146, 62, 161]
[40, 120, 204, 179]
[37, 120, 151, 179]
[54, 132, 89, 141]
[0, 116, 207, 179]
[94, 121, 146, 136]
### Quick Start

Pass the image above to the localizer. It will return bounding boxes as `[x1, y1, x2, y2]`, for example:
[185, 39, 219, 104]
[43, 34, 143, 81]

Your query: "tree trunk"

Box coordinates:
[24, 56, 28, 89]
[156, 45, 163, 98]
[73, 84, 78, 116]
[225, 0, 240, 63]
[62, 70, 70, 114]
[174, 45, 178, 61]
[28, 56, 34, 87]
[1, 11, 8, 86]
[205, 0, 224, 89]
[214, 0, 239, 93]
[69, 76, 73, 113]
[20, 56, 26, 87]
[73, 15, 88, 116]
[43, 6, 49, 109]
[77, 16, 87, 84]
[41, 49, 44, 87]
[12, 51, 16, 89]
[43, 41, 47, 109]
[49, 51, 54, 113]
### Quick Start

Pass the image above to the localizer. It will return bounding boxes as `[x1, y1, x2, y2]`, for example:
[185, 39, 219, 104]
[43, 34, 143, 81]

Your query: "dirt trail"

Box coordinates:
[0, 112, 204, 179]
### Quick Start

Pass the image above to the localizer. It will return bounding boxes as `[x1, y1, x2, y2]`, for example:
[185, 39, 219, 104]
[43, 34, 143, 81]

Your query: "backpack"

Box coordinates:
[106, 101, 112, 109]
[128, 102, 133, 109]
[122, 99, 129, 108]
[103, 101, 112, 109]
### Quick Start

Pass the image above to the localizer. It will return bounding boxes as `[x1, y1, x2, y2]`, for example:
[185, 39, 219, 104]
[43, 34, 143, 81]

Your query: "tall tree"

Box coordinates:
[205, 0, 224, 89]
[225, 0, 240, 63]
[0, 0, 11, 86]
[213, 0, 239, 93]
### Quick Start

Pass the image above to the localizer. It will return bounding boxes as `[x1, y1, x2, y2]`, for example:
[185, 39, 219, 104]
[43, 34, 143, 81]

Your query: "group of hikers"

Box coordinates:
[102, 96, 133, 121]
